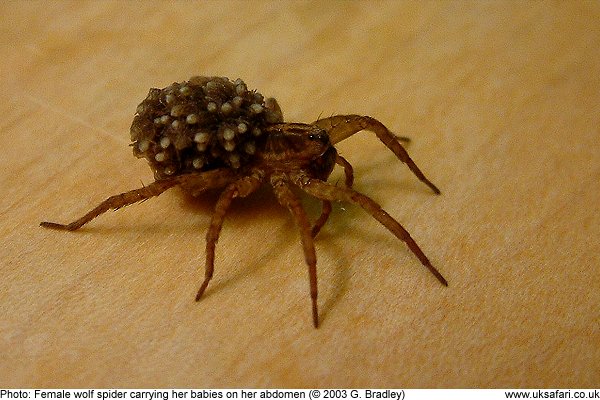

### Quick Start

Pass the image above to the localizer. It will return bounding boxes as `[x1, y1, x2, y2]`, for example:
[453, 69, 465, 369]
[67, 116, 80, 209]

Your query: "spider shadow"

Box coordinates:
[176, 184, 281, 220]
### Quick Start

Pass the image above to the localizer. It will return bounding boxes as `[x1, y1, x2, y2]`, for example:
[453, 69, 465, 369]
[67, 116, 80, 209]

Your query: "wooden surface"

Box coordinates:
[1, 1, 599, 388]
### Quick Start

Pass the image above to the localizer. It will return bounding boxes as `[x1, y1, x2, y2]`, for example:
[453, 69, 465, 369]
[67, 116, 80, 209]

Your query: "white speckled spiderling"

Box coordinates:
[130, 76, 283, 179]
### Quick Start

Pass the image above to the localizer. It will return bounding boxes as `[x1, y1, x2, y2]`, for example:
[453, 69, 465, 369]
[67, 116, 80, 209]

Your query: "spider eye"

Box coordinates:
[308, 132, 329, 144]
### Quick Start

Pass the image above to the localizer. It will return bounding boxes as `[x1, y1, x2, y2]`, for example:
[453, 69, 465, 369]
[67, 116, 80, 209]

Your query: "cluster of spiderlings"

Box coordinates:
[130, 76, 282, 179]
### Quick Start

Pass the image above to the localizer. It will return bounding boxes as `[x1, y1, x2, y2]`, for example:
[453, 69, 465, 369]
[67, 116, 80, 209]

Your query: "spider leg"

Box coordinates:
[271, 175, 320, 328]
[196, 175, 262, 301]
[39, 169, 236, 231]
[313, 115, 440, 194]
[311, 200, 332, 238]
[336, 154, 354, 187]
[265, 97, 283, 123]
[311, 155, 352, 238]
[291, 172, 448, 287]
[394, 134, 411, 143]
[39, 178, 180, 231]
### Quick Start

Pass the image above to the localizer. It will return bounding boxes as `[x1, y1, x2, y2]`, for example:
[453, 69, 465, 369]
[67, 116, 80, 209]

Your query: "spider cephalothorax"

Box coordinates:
[41, 76, 446, 328]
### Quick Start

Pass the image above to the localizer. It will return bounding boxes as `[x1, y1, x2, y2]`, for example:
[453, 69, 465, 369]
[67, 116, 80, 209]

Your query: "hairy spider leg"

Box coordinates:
[271, 174, 320, 328]
[313, 115, 441, 195]
[39, 178, 179, 231]
[39, 169, 235, 231]
[311, 154, 354, 238]
[311, 201, 332, 238]
[336, 154, 354, 187]
[291, 172, 448, 287]
[195, 175, 262, 301]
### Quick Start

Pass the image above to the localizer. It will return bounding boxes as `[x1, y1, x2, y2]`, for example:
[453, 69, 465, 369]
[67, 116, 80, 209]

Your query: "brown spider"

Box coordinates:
[40, 76, 446, 328]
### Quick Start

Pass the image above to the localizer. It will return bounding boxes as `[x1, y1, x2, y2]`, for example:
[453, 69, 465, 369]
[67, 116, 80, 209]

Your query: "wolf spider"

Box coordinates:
[40, 77, 446, 328]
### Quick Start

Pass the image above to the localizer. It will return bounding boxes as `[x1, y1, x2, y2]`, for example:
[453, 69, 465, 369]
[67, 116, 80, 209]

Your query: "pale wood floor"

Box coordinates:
[1, 1, 598, 387]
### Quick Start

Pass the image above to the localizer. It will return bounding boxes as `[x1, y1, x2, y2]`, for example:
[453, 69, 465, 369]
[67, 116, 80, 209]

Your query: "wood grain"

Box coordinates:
[1, 1, 598, 388]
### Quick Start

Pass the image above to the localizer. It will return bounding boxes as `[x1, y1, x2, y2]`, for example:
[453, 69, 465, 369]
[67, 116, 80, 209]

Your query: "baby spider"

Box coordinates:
[41, 76, 446, 328]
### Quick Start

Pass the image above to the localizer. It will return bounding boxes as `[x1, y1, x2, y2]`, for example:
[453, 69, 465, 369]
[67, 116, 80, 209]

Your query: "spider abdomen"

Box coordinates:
[130, 76, 283, 179]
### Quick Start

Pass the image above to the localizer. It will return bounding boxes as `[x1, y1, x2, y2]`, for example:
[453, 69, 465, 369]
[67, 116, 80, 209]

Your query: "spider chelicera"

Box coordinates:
[41, 76, 447, 328]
